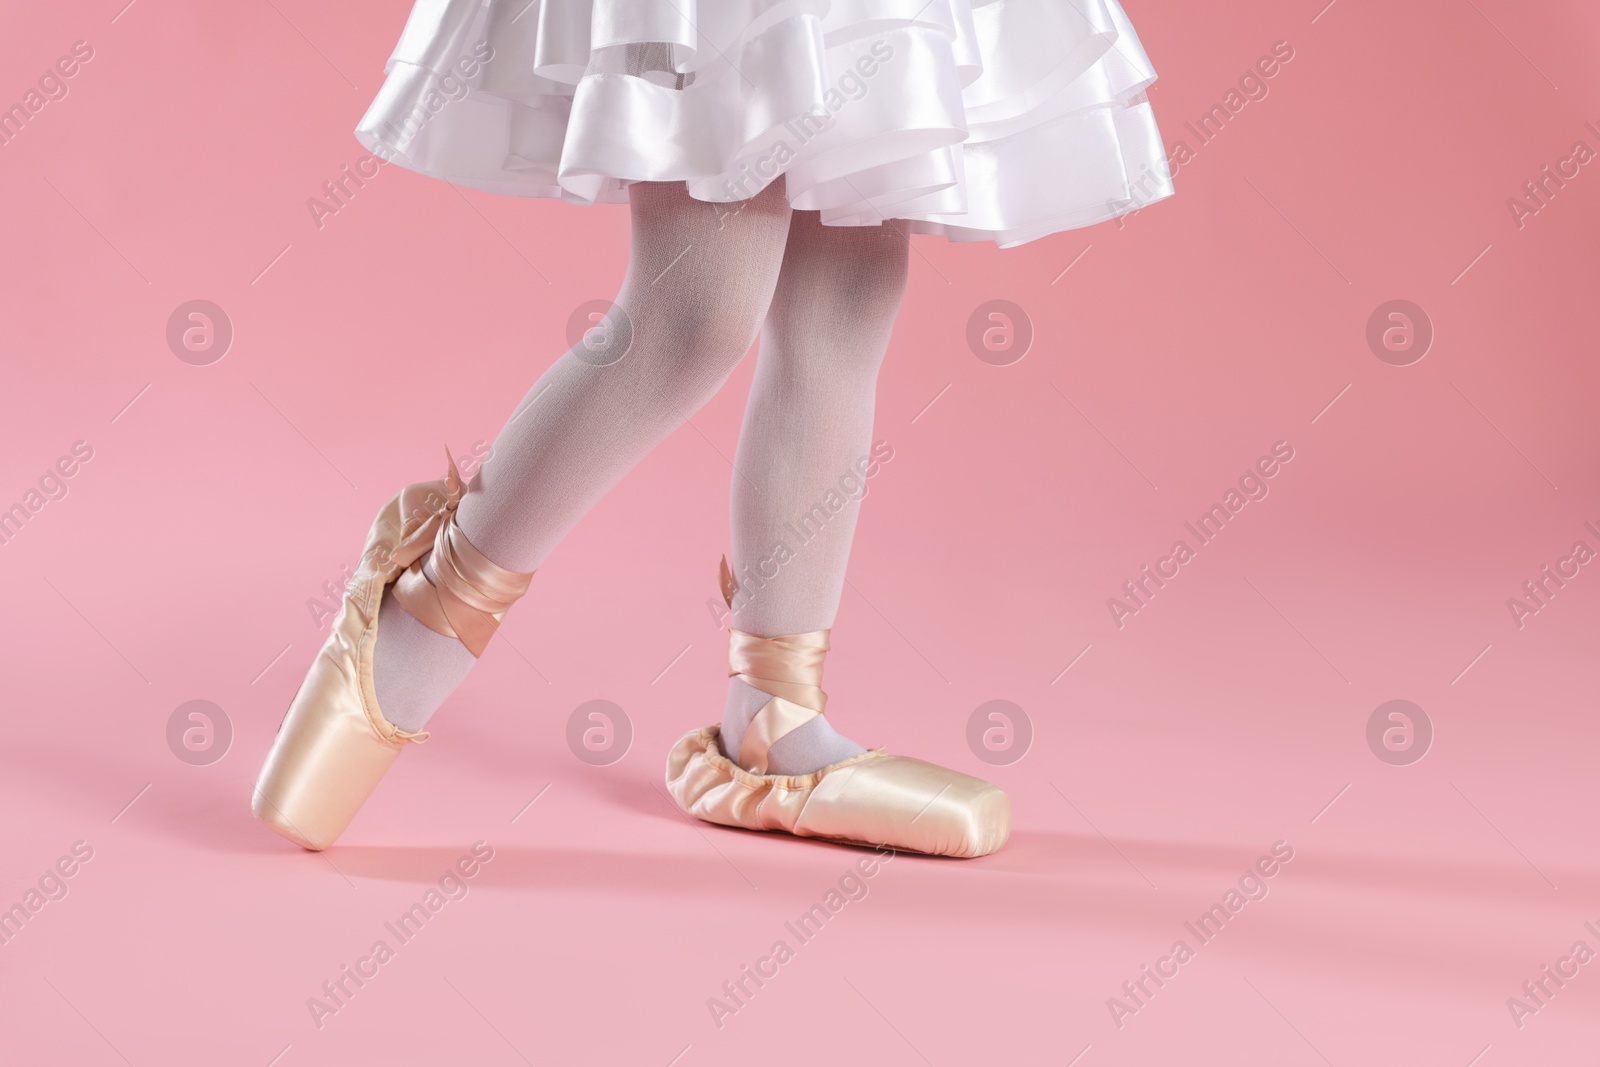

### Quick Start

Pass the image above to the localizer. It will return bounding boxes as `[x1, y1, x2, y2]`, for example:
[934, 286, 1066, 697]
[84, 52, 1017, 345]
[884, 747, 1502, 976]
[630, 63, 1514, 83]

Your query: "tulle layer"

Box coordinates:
[354, 0, 1174, 247]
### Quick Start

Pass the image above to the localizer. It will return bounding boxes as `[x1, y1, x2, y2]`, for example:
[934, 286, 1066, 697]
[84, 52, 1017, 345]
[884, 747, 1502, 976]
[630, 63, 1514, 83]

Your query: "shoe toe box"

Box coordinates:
[802, 755, 1012, 858]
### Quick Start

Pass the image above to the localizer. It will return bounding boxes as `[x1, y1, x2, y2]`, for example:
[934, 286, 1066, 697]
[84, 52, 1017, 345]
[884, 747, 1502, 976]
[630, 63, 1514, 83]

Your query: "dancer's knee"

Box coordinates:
[620, 291, 764, 381]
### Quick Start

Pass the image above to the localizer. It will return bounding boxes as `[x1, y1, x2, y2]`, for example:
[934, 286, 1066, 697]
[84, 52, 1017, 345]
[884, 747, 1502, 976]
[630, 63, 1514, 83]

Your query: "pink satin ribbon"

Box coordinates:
[719, 554, 833, 773]
[392, 447, 535, 658]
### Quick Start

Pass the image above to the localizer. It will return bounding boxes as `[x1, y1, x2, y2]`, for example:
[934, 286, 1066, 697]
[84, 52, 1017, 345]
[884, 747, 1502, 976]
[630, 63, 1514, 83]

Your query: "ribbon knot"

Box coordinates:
[717, 555, 834, 772]
[388, 446, 535, 659]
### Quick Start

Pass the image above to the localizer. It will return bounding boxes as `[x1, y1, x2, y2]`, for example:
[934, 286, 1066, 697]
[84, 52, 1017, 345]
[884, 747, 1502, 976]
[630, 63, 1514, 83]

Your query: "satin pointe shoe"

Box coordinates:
[252, 448, 534, 850]
[664, 559, 1011, 858]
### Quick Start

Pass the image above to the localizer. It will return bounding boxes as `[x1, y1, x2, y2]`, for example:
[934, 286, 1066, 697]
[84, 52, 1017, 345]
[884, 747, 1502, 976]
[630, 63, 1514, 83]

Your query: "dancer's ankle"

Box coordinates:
[719, 677, 865, 775]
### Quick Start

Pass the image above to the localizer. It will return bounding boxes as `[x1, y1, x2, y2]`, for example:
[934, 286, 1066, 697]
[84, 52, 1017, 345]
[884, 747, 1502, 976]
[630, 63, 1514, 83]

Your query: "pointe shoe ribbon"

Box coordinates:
[390, 452, 534, 658]
[663, 557, 1011, 858]
[720, 556, 832, 775]
[718, 554, 830, 774]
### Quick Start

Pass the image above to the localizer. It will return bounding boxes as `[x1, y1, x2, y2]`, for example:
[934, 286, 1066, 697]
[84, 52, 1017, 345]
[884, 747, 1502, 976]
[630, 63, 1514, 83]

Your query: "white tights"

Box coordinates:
[372, 177, 910, 774]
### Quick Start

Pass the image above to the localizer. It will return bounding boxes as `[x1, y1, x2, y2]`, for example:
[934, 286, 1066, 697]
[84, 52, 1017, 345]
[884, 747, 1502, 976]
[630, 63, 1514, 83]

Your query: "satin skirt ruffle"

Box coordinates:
[355, 0, 1174, 247]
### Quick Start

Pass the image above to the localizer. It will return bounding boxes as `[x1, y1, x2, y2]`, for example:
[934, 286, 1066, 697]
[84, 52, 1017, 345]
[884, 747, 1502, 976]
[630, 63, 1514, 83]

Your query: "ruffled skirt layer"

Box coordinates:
[355, 0, 1175, 247]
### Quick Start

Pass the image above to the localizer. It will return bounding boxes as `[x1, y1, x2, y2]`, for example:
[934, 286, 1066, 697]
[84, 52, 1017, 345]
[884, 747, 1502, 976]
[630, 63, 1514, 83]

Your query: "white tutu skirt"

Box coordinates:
[355, 0, 1175, 247]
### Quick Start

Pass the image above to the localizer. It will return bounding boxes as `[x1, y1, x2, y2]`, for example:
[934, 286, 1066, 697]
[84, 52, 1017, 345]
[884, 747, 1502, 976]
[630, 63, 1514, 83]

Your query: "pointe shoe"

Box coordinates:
[252, 448, 534, 850]
[664, 559, 1011, 858]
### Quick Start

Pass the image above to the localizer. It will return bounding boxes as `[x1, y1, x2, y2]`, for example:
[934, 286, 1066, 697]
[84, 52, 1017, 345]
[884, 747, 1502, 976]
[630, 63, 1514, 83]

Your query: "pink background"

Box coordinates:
[4, 0, 1600, 1063]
